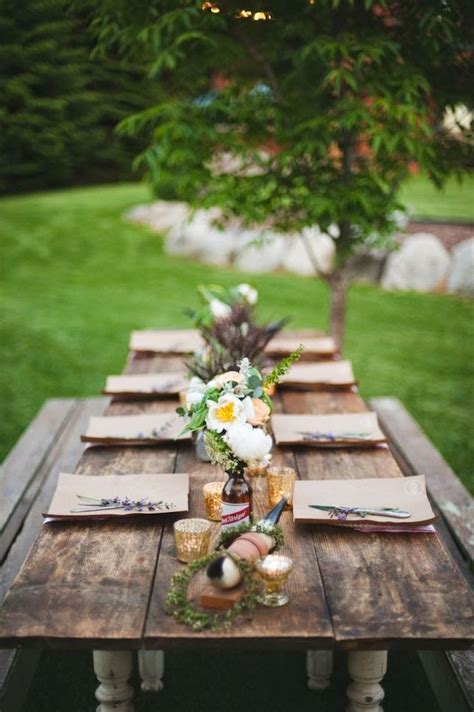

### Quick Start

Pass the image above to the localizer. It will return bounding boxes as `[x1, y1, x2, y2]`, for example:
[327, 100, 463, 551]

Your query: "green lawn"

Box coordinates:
[0, 182, 473, 493]
[399, 172, 474, 220]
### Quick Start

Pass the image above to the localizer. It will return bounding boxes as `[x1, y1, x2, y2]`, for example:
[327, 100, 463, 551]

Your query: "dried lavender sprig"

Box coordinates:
[300, 431, 371, 442]
[73, 495, 176, 513]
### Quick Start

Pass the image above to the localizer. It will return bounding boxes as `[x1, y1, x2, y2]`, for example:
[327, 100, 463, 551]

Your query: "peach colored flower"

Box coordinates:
[211, 371, 243, 389]
[248, 398, 271, 426]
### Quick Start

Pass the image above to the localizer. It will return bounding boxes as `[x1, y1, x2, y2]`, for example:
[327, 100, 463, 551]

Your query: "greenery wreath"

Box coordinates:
[216, 522, 284, 552]
[165, 552, 261, 631]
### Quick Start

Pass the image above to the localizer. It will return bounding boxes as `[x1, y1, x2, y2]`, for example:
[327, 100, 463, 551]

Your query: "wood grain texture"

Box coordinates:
[0, 357, 178, 649]
[0, 399, 77, 542]
[143, 444, 333, 649]
[370, 397, 474, 566]
[280, 389, 474, 649]
[0, 335, 473, 652]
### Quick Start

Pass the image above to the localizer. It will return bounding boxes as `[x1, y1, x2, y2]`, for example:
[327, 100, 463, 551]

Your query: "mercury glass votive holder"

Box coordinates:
[255, 554, 294, 607]
[245, 463, 268, 478]
[266, 466, 296, 510]
[173, 518, 212, 563]
[203, 482, 223, 521]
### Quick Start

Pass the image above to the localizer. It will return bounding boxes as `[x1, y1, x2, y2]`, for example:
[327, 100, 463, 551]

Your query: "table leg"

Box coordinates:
[138, 650, 165, 692]
[346, 650, 388, 712]
[93, 650, 134, 712]
[306, 650, 334, 690]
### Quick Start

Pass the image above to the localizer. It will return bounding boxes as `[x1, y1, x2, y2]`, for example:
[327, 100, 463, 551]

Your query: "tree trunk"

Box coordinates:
[328, 269, 348, 354]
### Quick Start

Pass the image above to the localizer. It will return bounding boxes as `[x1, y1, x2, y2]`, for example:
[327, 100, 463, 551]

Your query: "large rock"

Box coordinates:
[282, 228, 335, 276]
[233, 230, 288, 273]
[125, 201, 189, 232]
[166, 208, 240, 265]
[447, 238, 474, 296]
[381, 234, 450, 292]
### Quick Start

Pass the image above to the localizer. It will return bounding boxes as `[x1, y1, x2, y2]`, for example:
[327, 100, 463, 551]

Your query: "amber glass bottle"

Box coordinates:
[221, 467, 253, 530]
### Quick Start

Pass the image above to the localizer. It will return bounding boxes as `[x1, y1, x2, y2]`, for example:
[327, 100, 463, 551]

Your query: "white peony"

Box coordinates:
[209, 299, 232, 319]
[225, 422, 272, 463]
[206, 394, 254, 432]
[185, 377, 206, 408]
[236, 283, 258, 305]
[185, 389, 205, 409]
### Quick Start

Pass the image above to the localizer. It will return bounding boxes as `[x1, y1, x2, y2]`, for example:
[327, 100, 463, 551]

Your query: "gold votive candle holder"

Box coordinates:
[246, 463, 268, 478]
[173, 518, 212, 563]
[255, 554, 294, 607]
[266, 466, 296, 510]
[203, 482, 223, 521]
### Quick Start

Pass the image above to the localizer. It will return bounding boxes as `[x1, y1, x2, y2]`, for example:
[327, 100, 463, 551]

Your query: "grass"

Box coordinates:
[399, 172, 474, 221]
[0, 181, 473, 494]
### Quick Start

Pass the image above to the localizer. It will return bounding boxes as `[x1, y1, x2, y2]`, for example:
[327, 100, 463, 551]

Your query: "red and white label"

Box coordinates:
[221, 501, 251, 530]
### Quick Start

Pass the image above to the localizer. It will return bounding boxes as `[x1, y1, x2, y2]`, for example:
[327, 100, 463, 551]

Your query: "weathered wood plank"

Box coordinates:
[370, 397, 474, 565]
[0, 357, 180, 649]
[143, 443, 333, 649]
[0, 399, 77, 544]
[1, 339, 473, 652]
[1, 398, 108, 601]
[0, 398, 106, 707]
[280, 389, 474, 649]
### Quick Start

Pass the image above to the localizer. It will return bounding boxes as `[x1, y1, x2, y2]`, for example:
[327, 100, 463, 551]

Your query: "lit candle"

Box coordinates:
[255, 554, 294, 607]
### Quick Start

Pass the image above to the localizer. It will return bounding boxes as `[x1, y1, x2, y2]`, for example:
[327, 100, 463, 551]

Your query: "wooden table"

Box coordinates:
[0, 338, 473, 711]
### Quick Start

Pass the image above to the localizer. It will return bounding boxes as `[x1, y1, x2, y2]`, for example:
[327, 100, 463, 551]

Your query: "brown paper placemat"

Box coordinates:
[81, 413, 191, 445]
[45, 472, 189, 520]
[279, 360, 356, 388]
[130, 329, 202, 354]
[293, 475, 435, 526]
[271, 412, 386, 447]
[265, 335, 338, 359]
[104, 373, 187, 397]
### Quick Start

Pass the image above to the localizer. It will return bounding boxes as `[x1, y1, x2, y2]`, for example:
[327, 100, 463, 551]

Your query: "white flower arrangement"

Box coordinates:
[179, 348, 304, 473]
[178, 358, 272, 473]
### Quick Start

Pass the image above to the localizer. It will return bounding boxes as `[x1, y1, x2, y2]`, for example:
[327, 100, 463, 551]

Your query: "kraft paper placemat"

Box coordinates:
[265, 335, 338, 359]
[293, 475, 435, 526]
[45, 472, 189, 520]
[104, 373, 188, 397]
[81, 413, 191, 445]
[279, 360, 356, 388]
[271, 412, 386, 447]
[130, 329, 202, 354]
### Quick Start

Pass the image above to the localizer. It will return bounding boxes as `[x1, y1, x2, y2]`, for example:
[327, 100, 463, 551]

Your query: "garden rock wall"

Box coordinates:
[125, 201, 473, 296]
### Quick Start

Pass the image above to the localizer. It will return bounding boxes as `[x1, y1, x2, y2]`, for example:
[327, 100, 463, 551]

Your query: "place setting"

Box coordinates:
[278, 360, 356, 389]
[103, 372, 188, 398]
[80, 412, 191, 445]
[44, 472, 190, 521]
[270, 412, 387, 447]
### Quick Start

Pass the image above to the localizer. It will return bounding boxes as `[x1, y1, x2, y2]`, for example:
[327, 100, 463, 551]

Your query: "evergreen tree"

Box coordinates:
[0, 0, 160, 193]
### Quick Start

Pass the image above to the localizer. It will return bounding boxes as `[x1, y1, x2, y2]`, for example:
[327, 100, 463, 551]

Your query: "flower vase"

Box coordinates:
[195, 431, 212, 462]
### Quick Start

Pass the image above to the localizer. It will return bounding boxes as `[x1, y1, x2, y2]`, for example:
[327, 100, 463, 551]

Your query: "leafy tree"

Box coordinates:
[93, 0, 473, 348]
[0, 0, 160, 193]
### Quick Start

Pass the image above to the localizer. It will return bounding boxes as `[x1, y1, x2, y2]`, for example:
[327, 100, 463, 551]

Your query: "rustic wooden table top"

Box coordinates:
[0, 334, 473, 652]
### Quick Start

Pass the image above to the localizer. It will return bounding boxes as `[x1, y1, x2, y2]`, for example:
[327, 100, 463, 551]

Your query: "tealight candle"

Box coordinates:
[174, 518, 212, 563]
[266, 466, 296, 510]
[254, 554, 294, 607]
[203, 482, 224, 521]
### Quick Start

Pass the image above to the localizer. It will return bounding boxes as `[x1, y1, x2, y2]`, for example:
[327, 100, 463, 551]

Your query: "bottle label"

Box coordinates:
[221, 501, 251, 530]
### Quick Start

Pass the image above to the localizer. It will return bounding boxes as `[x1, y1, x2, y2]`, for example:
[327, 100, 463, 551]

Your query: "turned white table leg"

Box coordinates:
[93, 650, 134, 712]
[306, 650, 334, 690]
[346, 650, 388, 712]
[138, 650, 165, 692]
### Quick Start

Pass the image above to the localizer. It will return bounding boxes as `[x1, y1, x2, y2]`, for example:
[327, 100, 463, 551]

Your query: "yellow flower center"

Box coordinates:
[215, 401, 237, 423]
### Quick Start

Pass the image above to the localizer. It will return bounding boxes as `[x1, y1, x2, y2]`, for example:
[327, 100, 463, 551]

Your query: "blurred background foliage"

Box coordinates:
[0, 0, 162, 194]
